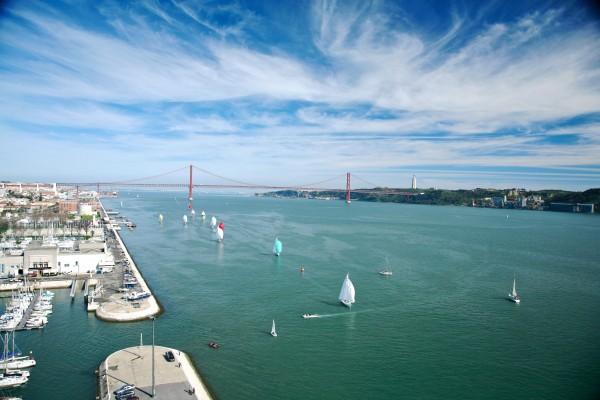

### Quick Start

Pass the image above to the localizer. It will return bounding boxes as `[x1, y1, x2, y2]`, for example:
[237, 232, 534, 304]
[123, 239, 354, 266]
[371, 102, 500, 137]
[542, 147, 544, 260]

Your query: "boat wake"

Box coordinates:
[309, 308, 379, 318]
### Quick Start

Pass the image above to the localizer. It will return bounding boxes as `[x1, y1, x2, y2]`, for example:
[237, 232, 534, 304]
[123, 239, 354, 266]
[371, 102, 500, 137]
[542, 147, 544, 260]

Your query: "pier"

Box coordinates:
[95, 200, 160, 322]
[97, 345, 212, 400]
[15, 291, 40, 331]
[70, 279, 77, 298]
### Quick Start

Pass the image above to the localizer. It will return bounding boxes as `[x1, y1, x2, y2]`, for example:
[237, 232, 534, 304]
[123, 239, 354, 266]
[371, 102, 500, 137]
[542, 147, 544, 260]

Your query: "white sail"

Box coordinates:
[182, 215, 188, 225]
[339, 273, 356, 307]
[201, 210, 206, 218]
[159, 214, 164, 223]
[191, 209, 196, 215]
[512, 278, 517, 297]
[217, 227, 224, 241]
[271, 320, 277, 337]
[210, 216, 217, 229]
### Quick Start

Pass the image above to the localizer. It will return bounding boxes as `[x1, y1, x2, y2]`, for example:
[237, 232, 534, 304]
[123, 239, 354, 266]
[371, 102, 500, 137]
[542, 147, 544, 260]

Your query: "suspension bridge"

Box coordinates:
[56, 164, 419, 207]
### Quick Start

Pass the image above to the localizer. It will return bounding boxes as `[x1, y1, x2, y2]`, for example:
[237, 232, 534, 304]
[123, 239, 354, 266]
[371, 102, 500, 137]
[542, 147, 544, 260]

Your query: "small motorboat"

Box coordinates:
[302, 314, 320, 319]
[208, 342, 220, 349]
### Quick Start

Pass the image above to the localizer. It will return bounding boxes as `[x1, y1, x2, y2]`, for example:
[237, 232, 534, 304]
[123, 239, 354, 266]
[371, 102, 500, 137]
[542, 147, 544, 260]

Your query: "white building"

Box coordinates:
[0, 239, 107, 277]
[79, 203, 94, 216]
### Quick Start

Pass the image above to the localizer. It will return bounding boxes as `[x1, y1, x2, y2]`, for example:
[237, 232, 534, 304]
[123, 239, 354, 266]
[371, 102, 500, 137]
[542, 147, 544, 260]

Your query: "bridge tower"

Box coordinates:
[188, 164, 193, 210]
[345, 172, 351, 204]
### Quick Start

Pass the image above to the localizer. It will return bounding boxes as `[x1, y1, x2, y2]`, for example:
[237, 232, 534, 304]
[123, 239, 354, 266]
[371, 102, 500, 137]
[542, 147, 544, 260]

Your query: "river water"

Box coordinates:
[6, 192, 600, 399]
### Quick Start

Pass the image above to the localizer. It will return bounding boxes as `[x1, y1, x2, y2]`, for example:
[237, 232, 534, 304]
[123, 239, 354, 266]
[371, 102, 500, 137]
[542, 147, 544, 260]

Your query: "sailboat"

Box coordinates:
[0, 331, 35, 369]
[270, 320, 277, 337]
[508, 277, 521, 303]
[339, 273, 356, 308]
[159, 214, 164, 224]
[182, 215, 188, 225]
[273, 238, 283, 256]
[200, 210, 206, 219]
[0, 332, 28, 388]
[216, 222, 224, 242]
[210, 216, 217, 230]
[191, 209, 196, 217]
[378, 258, 393, 276]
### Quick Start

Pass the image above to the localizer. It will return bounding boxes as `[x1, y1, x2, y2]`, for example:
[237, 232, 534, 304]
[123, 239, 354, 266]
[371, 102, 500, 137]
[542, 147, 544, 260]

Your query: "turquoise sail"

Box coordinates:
[273, 238, 283, 256]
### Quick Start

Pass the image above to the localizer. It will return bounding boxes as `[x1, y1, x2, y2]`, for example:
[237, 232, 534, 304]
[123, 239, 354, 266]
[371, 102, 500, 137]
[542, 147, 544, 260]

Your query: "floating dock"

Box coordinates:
[97, 345, 213, 400]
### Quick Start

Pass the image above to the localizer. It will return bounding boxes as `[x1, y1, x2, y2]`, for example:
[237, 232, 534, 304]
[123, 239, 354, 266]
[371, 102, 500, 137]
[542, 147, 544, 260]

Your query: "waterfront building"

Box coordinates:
[0, 238, 108, 278]
[492, 196, 506, 208]
[59, 200, 79, 213]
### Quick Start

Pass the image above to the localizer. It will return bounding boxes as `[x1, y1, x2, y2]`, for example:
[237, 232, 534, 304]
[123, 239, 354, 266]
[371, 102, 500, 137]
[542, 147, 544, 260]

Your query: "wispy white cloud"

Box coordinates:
[1, 0, 600, 189]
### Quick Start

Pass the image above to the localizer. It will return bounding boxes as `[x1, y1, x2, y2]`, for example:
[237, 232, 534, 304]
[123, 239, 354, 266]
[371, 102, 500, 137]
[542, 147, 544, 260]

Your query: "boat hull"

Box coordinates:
[340, 300, 353, 308]
[508, 294, 521, 303]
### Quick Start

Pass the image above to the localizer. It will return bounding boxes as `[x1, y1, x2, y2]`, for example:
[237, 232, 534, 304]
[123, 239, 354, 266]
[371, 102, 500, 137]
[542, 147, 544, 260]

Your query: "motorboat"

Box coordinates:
[378, 257, 393, 276]
[0, 373, 28, 388]
[126, 291, 151, 301]
[301, 314, 320, 319]
[208, 342, 220, 349]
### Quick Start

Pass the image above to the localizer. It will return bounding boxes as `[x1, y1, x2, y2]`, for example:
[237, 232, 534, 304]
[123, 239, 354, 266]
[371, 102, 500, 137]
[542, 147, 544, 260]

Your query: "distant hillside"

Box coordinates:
[258, 188, 600, 212]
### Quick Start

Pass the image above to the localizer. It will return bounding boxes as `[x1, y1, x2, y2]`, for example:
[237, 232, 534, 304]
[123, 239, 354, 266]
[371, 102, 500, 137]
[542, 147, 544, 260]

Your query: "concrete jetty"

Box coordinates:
[14, 291, 40, 331]
[97, 345, 213, 400]
[95, 200, 160, 322]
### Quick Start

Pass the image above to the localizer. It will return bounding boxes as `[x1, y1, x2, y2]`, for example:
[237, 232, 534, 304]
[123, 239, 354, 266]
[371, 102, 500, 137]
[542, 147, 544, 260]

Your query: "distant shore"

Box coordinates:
[257, 187, 599, 214]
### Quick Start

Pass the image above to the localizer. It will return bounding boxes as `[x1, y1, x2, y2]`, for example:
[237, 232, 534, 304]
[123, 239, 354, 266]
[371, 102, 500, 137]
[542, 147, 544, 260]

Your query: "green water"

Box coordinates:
[6, 193, 600, 399]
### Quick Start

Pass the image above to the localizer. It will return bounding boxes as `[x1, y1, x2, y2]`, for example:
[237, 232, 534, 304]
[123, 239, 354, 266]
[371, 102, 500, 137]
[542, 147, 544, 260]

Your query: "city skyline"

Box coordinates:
[1, 0, 600, 190]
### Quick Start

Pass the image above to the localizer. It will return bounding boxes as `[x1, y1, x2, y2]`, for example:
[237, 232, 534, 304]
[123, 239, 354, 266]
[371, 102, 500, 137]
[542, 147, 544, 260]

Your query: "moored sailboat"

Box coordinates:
[339, 273, 356, 308]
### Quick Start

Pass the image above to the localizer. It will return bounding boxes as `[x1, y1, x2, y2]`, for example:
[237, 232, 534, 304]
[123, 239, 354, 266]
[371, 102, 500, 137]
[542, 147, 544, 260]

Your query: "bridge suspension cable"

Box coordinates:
[110, 166, 189, 185]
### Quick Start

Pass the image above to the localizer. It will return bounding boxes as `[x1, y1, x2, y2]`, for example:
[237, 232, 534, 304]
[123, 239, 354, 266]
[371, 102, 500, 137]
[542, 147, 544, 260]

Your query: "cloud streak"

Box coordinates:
[0, 0, 599, 189]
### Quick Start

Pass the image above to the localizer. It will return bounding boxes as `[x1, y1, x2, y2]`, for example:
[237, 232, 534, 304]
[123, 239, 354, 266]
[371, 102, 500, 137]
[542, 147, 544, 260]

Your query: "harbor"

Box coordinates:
[98, 345, 212, 400]
[0, 191, 598, 398]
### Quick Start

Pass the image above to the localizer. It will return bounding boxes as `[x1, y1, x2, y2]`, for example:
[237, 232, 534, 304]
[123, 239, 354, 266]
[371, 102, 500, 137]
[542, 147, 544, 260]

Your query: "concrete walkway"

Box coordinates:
[98, 345, 213, 400]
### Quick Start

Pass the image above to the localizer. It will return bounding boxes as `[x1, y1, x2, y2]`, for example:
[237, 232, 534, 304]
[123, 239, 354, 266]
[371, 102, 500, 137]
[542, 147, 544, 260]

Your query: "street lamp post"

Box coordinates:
[151, 316, 156, 397]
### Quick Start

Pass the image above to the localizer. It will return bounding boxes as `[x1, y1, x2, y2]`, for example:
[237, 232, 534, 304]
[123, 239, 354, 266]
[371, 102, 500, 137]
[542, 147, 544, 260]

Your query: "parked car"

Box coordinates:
[114, 384, 135, 396]
[164, 350, 175, 362]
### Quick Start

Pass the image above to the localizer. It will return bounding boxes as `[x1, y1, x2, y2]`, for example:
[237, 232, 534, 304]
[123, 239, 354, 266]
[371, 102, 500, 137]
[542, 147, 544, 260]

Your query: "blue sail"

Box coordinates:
[273, 238, 283, 255]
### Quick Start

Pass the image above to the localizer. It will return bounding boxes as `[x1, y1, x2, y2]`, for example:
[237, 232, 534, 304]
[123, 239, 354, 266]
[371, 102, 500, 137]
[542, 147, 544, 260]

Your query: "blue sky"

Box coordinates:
[1, 0, 600, 190]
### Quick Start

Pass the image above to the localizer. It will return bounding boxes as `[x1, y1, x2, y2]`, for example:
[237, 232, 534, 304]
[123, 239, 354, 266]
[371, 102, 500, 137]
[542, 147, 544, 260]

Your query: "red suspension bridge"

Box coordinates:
[57, 165, 419, 208]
